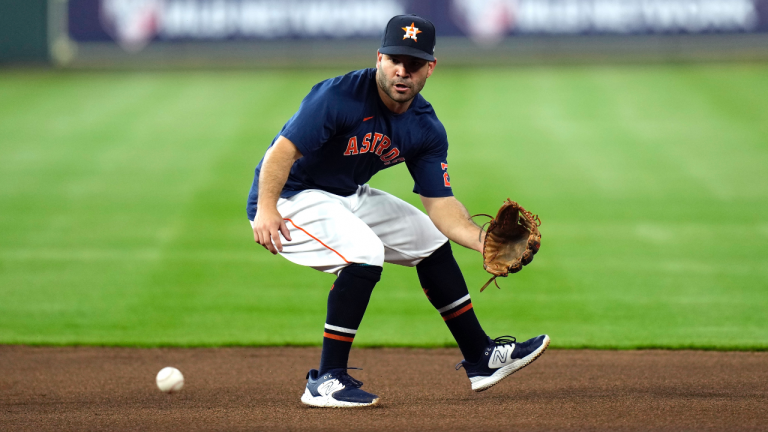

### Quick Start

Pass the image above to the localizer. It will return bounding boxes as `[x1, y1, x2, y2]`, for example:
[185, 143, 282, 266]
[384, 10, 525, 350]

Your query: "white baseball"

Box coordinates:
[156, 367, 184, 393]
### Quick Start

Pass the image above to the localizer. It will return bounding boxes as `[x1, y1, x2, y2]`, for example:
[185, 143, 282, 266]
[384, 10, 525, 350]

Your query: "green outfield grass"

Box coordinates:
[1, 64, 767, 349]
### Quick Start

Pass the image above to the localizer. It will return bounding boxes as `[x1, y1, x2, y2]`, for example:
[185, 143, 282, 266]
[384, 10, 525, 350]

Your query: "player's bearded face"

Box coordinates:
[376, 54, 434, 104]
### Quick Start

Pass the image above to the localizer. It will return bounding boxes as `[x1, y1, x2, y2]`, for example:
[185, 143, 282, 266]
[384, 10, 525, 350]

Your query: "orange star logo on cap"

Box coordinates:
[402, 22, 422, 42]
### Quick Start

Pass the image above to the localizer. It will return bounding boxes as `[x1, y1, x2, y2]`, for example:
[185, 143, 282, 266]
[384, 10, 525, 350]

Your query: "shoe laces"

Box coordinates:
[335, 367, 363, 389]
[492, 335, 517, 346]
[455, 336, 517, 370]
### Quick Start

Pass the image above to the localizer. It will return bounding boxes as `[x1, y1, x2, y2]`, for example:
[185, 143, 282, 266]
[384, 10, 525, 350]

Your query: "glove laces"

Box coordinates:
[469, 213, 501, 292]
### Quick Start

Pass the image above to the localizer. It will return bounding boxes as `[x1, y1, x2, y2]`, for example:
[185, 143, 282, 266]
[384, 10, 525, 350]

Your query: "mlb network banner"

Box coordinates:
[67, 0, 768, 52]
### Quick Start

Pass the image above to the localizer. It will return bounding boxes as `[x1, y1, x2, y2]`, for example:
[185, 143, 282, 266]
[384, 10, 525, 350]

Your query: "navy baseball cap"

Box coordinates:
[379, 14, 436, 62]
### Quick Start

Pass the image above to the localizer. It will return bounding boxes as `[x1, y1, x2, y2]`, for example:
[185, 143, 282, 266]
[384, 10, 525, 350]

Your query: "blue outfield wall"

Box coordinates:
[71, 0, 768, 47]
[45, 0, 768, 66]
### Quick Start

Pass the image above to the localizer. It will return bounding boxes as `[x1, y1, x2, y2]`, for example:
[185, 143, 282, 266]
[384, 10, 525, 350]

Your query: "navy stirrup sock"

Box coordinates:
[417, 242, 488, 364]
[318, 264, 382, 375]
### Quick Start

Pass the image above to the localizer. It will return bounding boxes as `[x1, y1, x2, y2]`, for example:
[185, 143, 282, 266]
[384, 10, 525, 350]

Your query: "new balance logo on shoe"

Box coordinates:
[317, 379, 344, 396]
[492, 349, 509, 365]
[489, 344, 514, 368]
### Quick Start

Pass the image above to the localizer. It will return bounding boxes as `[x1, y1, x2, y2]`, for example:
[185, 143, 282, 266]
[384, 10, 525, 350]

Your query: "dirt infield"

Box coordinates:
[1, 346, 766, 431]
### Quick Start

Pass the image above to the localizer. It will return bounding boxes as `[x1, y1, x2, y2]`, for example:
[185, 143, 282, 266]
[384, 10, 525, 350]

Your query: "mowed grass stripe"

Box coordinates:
[0, 65, 766, 348]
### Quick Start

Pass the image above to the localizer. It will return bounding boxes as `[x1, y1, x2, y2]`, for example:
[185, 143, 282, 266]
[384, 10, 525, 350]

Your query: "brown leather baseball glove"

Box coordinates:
[474, 199, 542, 292]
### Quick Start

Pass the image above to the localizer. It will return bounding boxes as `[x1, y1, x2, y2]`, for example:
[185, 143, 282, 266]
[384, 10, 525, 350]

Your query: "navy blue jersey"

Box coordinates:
[247, 68, 453, 220]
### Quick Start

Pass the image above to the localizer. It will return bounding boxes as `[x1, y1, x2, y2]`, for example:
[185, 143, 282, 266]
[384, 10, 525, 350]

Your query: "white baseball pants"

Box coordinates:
[250, 185, 448, 274]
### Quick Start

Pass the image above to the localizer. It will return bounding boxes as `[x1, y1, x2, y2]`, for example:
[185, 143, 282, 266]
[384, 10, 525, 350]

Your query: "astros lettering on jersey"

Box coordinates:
[247, 68, 452, 221]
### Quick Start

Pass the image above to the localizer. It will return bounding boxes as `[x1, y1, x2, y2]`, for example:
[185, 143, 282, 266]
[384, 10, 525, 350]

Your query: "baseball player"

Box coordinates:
[248, 14, 549, 408]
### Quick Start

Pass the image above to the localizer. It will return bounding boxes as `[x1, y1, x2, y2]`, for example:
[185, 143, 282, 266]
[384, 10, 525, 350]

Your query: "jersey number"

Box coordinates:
[441, 163, 451, 187]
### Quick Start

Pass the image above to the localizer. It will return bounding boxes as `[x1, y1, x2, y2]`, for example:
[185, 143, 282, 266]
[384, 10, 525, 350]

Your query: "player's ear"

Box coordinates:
[426, 58, 437, 78]
[376, 51, 384, 67]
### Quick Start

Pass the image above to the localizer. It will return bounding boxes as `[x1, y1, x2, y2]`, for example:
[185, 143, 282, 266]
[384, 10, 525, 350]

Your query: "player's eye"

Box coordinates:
[408, 61, 423, 70]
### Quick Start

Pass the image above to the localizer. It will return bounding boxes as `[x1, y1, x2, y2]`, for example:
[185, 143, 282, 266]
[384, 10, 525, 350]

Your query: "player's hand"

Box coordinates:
[253, 207, 292, 254]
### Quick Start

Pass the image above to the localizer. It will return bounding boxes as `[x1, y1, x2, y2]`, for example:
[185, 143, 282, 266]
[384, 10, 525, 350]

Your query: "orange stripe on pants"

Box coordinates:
[284, 218, 350, 263]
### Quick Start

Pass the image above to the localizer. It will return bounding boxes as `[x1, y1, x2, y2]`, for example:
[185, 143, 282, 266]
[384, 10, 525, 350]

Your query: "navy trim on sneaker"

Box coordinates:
[301, 368, 380, 408]
[456, 334, 550, 392]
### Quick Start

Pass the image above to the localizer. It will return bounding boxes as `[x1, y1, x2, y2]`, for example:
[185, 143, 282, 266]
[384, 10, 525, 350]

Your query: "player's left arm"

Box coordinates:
[421, 195, 485, 253]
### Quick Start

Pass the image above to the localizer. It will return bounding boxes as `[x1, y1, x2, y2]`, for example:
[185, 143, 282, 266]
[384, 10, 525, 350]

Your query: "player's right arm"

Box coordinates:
[254, 136, 303, 254]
